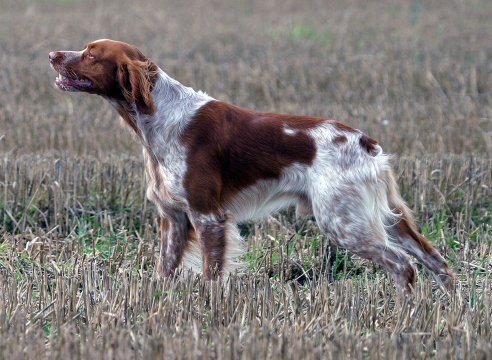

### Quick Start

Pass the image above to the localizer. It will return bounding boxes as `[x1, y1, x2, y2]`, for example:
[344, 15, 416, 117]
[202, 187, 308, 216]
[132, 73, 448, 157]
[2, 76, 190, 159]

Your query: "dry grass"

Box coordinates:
[0, 155, 491, 358]
[0, 0, 491, 358]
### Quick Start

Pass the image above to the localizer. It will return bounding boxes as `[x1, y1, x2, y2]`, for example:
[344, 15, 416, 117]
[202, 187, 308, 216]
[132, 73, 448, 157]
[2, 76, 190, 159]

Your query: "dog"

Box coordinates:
[50, 39, 455, 292]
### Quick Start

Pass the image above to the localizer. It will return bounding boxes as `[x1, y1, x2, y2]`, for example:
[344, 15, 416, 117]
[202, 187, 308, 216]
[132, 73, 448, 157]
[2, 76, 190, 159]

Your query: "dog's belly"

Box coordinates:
[224, 181, 311, 223]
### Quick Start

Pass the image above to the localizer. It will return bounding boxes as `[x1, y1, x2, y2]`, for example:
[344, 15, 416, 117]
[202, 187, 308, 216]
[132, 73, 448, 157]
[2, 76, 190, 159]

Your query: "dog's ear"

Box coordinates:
[117, 60, 157, 115]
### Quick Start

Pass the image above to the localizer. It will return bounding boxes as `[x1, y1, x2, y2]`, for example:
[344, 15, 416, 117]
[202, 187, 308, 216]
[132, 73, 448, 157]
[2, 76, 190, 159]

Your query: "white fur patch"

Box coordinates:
[283, 124, 298, 136]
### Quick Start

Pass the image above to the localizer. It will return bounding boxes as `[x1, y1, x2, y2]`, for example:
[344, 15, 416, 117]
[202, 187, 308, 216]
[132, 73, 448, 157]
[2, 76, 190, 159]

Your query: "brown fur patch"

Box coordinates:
[117, 60, 159, 115]
[181, 101, 324, 214]
[359, 134, 379, 155]
[333, 135, 348, 144]
[393, 213, 436, 254]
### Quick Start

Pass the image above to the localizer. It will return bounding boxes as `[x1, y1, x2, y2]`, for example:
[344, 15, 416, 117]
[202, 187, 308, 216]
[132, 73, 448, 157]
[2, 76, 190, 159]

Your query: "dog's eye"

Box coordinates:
[87, 50, 95, 60]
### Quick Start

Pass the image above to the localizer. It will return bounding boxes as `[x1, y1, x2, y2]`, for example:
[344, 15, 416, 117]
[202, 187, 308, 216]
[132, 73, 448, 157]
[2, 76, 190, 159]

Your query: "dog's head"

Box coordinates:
[49, 39, 158, 114]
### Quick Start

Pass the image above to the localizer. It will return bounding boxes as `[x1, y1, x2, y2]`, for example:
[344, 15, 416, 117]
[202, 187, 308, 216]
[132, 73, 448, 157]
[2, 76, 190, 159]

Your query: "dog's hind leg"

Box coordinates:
[388, 206, 455, 290]
[311, 186, 417, 293]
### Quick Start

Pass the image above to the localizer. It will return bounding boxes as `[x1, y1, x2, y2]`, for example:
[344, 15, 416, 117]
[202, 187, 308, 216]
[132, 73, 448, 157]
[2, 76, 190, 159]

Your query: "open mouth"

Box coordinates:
[54, 72, 93, 92]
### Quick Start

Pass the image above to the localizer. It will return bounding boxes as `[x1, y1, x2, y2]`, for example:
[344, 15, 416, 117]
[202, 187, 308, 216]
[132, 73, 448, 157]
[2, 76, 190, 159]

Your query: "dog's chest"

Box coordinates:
[142, 146, 189, 213]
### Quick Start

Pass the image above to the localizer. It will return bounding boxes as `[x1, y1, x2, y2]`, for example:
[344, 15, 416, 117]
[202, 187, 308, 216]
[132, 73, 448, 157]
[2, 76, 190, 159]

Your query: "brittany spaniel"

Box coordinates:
[49, 39, 455, 292]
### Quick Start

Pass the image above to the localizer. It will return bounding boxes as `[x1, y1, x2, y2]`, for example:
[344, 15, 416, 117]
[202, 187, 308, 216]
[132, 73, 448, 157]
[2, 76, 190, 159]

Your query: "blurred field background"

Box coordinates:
[0, 0, 491, 358]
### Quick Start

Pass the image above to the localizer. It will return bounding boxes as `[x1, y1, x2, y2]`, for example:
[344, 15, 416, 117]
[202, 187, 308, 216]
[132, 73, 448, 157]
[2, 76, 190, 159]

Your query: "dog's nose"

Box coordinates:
[49, 51, 64, 64]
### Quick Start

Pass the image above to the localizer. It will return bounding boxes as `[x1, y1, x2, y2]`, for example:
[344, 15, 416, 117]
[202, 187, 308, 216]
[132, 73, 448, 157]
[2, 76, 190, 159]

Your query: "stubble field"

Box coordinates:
[0, 0, 491, 358]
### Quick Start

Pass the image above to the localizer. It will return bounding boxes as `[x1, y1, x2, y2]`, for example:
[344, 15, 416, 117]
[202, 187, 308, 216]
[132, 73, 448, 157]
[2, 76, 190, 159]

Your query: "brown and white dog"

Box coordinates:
[49, 39, 455, 291]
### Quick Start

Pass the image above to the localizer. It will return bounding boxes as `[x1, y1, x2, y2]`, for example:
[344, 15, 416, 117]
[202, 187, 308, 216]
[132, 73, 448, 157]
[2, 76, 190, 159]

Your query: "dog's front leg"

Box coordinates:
[155, 210, 191, 278]
[189, 212, 228, 280]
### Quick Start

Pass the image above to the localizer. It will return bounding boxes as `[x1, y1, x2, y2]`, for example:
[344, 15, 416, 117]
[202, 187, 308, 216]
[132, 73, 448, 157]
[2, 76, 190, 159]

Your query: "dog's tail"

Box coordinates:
[381, 166, 455, 289]
[361, 143, 455, 290]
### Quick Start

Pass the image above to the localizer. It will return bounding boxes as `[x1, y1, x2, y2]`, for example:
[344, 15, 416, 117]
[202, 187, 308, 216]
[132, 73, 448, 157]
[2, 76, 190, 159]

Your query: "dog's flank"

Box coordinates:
[50, 39, 455, 291]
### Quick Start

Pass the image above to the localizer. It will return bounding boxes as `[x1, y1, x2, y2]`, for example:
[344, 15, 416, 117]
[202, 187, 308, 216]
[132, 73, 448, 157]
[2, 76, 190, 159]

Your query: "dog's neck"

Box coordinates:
[110, 68, 213, 146]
